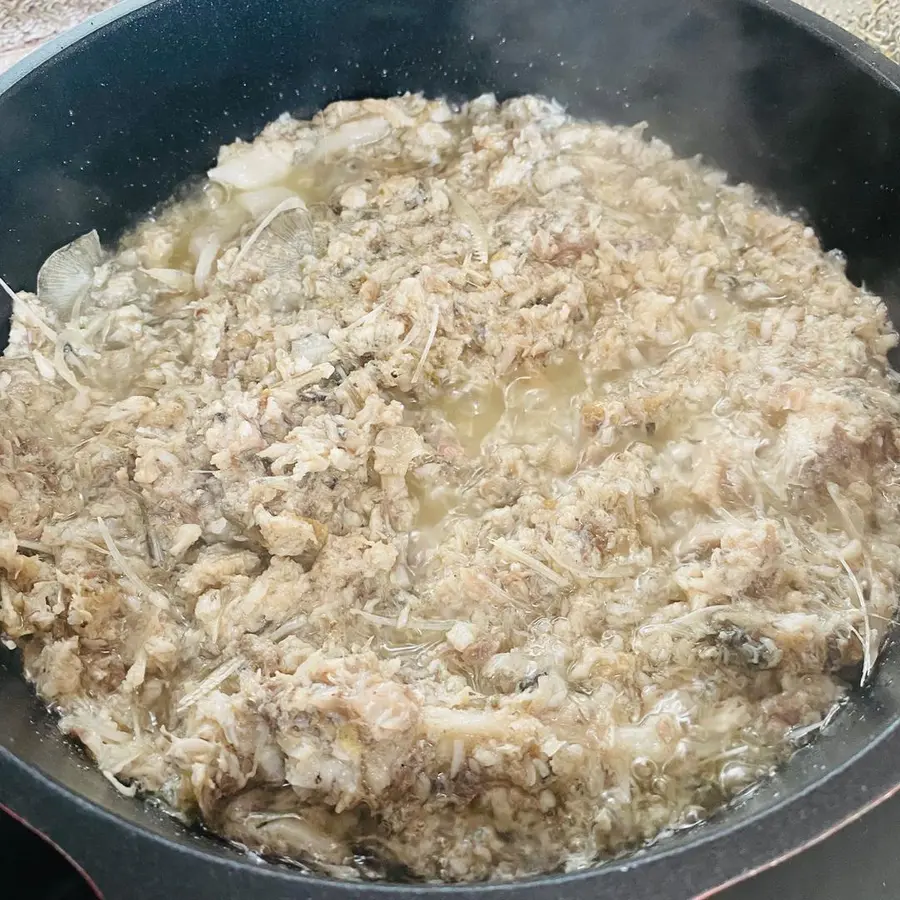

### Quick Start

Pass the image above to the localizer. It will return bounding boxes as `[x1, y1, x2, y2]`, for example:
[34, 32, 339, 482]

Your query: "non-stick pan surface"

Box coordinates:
[2, 1, 900, 897]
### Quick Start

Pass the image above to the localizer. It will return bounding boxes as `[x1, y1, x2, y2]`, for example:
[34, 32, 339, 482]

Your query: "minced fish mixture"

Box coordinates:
[1, 94, 900, 882]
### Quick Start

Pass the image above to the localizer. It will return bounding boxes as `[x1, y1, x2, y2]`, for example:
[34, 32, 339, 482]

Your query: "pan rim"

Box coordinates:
[2, 0, 900, 896]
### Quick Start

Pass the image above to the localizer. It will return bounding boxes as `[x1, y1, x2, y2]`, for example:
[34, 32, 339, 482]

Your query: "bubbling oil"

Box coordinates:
[404, 280, 761, 591]
[408, 351, 590, 554]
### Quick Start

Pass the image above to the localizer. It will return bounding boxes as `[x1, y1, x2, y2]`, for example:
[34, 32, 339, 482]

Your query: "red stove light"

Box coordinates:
[0, 803, 103, 899]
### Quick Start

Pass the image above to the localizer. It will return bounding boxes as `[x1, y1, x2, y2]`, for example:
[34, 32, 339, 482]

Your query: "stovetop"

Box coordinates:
[1, 809, 97, 900]
[2, 793, 895, 900]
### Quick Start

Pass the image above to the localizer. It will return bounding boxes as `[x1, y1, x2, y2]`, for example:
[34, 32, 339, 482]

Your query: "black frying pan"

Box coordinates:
[2, 1, 900, 897]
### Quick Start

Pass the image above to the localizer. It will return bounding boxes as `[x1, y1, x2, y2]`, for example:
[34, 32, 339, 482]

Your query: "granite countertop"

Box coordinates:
[0, 0, 112, 71]
[1, 0, 898, 72]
